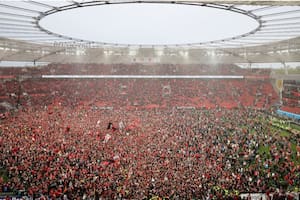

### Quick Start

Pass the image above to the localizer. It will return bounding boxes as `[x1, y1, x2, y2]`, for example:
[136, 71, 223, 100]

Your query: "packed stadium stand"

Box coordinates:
[282, 80, 300, 114]
[0, 64, 278, 110]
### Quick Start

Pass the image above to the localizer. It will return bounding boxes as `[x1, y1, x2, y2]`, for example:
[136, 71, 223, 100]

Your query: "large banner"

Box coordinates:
[277, 109, 300, 120]
[240, 193, 299, 200]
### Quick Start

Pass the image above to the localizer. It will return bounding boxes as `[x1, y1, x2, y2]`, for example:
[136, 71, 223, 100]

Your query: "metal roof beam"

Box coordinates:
[0, 45, 45, 52]
[0, 12, 35, 19]
[34, 48, 66, 62]
[238, 38, 283, 41]
[0, 17, 35, 24]
[0, 41, 56, 50]
[261, 9, 300, 18]
[24, 38, 67, 42]
[203, 1, 300, 6]
[266, 22, 300, 27]
[225, 40, 271, 45]
[68, 0, 83, 7]
[247, 34, 298, 37]
[263, 16, 300, 23]
[0, 3, 42, 14]
[0, 31, 47, 35]
[249, 6, 279, 13]
[26, 1, 61, 11]
[258, 30, 300, 34]
[0, 23, 35, 28]
[260, 26, 300, 31]
[4, 35, 59, 38]
[0, 26, 38, 31]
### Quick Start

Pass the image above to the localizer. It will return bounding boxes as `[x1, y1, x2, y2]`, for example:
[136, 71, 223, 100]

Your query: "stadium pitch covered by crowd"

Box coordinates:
[0, 63, 299, 199]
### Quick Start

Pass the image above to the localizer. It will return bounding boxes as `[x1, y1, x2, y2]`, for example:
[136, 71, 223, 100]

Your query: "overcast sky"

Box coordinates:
[40, 3, 258, 45]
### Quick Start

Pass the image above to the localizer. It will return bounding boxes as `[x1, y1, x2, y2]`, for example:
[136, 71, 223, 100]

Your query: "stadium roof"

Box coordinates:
[0, 0, 300, 64]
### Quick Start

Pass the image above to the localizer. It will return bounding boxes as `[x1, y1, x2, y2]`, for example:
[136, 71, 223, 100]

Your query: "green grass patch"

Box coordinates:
[250, 128, 256, 134]
[291, 143, 297, 152]
[279, 130, 291, 137]
[0, 169, 9, 183]
[291, 143, 300, 165]
[258, 145, 271, 157]
[270, 126, 281, 134]
[291, 123, 300, 131]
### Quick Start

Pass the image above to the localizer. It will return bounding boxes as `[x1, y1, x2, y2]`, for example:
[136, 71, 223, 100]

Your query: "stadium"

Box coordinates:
[0, 0, 300, 199]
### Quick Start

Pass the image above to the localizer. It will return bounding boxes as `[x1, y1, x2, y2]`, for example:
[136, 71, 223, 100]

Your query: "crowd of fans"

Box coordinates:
[0, 64, 299, 199]
[1, 64, 276, 109]
[1, 79, 277, 111]
[0, 106, 299, 199]
[281, 80, 300, 114]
